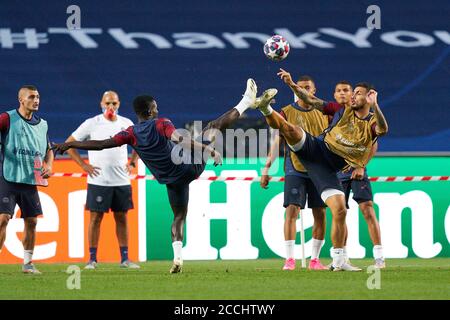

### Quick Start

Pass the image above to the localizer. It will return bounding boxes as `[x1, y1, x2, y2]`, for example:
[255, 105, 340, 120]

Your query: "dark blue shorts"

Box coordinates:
[0, 176, 42, 218]
[341, 177, 373, 208]
[86, 184, 133, 213]
[292, 132, 347, 195]
[166, 136, 210, 207]
[166, 163, 206, 207]
[283, 175, 326, 209]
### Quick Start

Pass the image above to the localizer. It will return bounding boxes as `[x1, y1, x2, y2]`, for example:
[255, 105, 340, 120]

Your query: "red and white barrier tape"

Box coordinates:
[50, 173, 449, 182]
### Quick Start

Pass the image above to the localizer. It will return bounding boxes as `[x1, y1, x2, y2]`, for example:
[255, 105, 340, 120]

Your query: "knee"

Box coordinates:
[114, 213, 127, 225]
[205, 120, 218, 131]
[90, 214, 103, 226]
[0, 215, 10, 228]
[25, 218, 37, 230]
[332, 206, 347, 221]
[285, 205, 299, 221]
[173, 214, 186, 224]
[312, 208, 326, 223]
[360, 201, 375, 220]
[281, 123, 301, 139]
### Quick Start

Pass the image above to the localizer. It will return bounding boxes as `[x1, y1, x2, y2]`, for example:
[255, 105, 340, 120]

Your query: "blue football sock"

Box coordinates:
[89, 247, 97, 262]
[120, 246, 129, 263]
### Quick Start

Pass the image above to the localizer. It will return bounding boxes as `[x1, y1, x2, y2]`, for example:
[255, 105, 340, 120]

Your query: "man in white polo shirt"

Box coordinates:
[65, 91, 139, 269]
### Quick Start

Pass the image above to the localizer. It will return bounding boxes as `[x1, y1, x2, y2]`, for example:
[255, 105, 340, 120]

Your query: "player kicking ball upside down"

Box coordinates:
[53, 79, 260, 273]
[252, 70, 388, 271]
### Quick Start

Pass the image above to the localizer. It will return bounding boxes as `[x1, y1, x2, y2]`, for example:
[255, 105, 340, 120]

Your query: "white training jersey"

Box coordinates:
[71, 114, 134, 186]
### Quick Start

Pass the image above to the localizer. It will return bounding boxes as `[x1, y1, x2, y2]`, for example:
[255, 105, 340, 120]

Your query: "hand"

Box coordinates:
[82, 163, 101, 178]
[366, 89, 378, 107]
[351, 167, 365, 180]
[41, 162, 52, 179]
[51, 142, 70, 155]
[277, 68, 295, 86]
[211, 149, 222, 167]
[342, 166, 352, 173]
[126, 162, 136, 174]
[260, 174, 270, 189]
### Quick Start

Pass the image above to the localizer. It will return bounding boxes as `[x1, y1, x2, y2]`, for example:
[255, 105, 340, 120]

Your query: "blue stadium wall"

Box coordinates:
[0, 0, 449, 152]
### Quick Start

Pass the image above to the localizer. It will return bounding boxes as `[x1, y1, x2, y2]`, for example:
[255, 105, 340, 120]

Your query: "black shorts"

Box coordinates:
[292, 132, 346, 195]
[0, 176, 42, 218]
[283, 175, 326, 209]
[166, 163, 206, 207]
[86, 184, 133, 213]
[341, 177, 373, 209]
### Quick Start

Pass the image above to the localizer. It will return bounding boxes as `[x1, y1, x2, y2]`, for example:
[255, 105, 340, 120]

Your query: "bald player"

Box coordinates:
[0, 85, 53, 274]
[65, 91, 139, 269]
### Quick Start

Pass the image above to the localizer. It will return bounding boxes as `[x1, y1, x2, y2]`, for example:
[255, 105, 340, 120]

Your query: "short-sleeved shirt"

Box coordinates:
[71, 114, 134, 186]
[112, 117, 196, 185]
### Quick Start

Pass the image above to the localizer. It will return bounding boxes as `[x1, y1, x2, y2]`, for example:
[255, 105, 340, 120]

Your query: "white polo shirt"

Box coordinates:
[71, 114, 134, 186]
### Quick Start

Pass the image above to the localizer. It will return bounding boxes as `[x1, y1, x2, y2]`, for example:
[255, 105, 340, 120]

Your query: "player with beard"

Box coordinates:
[252, 69, 388, 271]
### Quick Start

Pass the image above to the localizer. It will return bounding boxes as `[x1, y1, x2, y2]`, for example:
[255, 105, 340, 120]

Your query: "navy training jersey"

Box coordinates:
[113, 117, 193, 185]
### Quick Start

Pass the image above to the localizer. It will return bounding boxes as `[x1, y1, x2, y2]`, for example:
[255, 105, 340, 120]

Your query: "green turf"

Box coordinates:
[1, 258, 449, 300]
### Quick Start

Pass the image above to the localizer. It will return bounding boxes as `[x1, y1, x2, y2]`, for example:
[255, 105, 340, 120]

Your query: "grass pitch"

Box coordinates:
[0, 258, 448, 300]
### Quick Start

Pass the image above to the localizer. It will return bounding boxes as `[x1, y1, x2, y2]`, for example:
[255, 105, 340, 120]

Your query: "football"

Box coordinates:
[263, 35, 290, 61]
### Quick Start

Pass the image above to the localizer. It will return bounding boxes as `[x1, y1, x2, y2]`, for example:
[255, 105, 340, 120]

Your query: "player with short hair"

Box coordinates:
[65, 91, 140, 269]
[0, 85, 54, 274]
[261, 75, 328, 271]
[332, 81, 385, 269]
[53, 79, 259, 273]
[253, 69, 388, 271]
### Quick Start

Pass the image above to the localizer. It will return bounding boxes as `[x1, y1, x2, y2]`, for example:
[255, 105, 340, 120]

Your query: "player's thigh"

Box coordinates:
[166, 183, 190, 209]
[291, 132, 325, 164]
[340, 179, 352, 209]
[305, 178, 327, 209]
[0, 177, 17, 217]
[111, 185, 134, 212]
[299, 157, 344, 201]
[15, 184, 42, 219]
[86, 184, 114, 213]
[280, 122, 303, 145]
[283, 175, 307, 209]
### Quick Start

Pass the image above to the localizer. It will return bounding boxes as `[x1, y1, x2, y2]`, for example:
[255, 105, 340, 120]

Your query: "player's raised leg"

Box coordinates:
[202, 78, 258, 142]
[252, 89, 304, 147]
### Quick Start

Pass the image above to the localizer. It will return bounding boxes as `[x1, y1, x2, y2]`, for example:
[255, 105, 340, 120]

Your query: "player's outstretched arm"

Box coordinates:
[53, 138, 118, 154]
[171, 131, 222, 166]
[64, 135, 100, 177]
[277, 68, 325, 111]
[368, 90, 388, 136]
